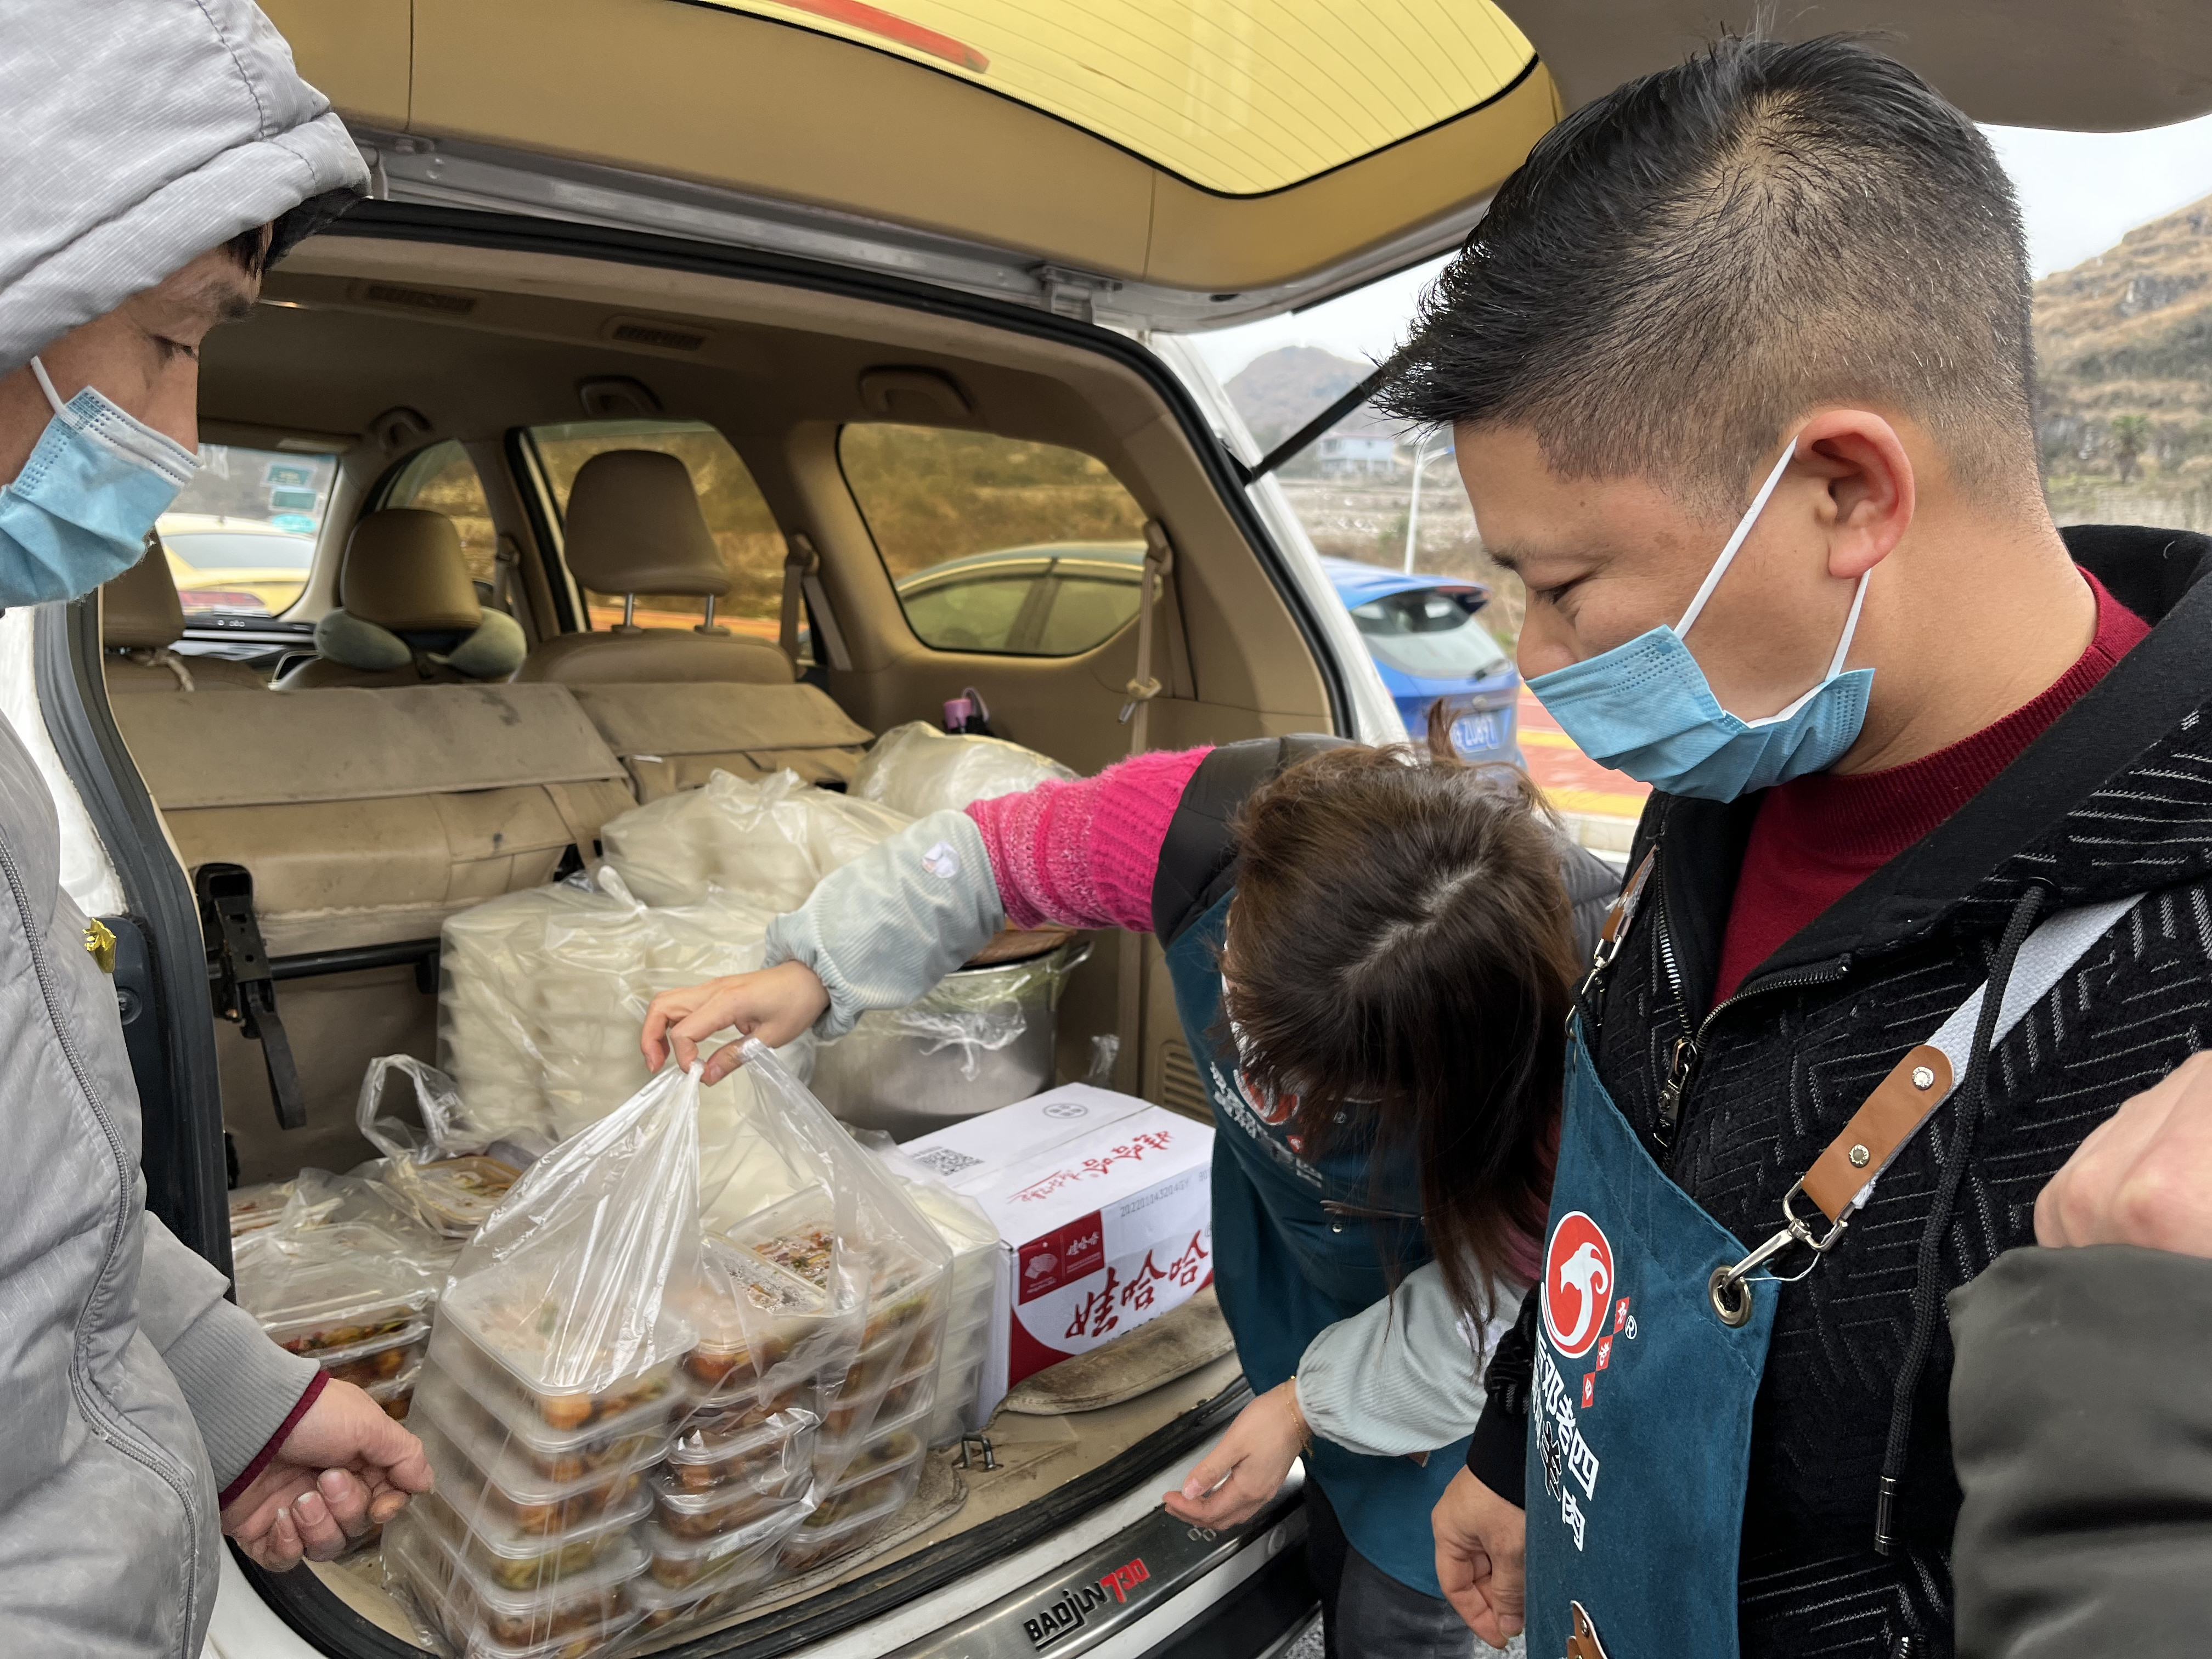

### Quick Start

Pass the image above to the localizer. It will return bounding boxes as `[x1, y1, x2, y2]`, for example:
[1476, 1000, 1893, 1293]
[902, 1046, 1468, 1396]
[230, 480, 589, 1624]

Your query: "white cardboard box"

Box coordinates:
[902, 1090, 1214, 1420]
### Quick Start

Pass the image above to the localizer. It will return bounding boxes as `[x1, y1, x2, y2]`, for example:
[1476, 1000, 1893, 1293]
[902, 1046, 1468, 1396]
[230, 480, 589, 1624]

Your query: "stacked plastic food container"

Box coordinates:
[252, 1254, 438, 1420]
[877, 1164, 1000, 1447]
[385, 1047, 953, 1657]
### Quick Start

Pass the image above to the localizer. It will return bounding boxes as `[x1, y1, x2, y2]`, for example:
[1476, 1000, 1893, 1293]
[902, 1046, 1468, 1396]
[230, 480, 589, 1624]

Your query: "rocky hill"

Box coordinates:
[1223, 345, 1370, 453]
[2034, 192, 2212, 526]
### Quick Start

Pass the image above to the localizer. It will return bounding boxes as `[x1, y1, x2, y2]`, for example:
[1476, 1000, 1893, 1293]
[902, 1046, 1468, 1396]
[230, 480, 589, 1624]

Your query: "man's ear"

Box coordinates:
[1791, 409, 1915, 582]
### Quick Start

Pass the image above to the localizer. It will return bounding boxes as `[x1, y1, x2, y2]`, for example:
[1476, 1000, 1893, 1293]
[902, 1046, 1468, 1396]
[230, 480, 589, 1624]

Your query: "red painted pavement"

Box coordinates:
[1519, 687, 1650, 820]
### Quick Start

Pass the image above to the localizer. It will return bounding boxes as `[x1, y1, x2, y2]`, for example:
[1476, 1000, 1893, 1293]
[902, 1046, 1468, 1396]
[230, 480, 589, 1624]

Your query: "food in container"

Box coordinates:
[662, 1409, 817, 1493]
[643, 1507, 795, 1591]
[824, 1361, 935, 1440]
[409, 1153, 522, 1238]
[416, 1412, 652, 1540]
[367, 1361, 422, 1421]
[816, 1430, 925, 1527]
[228, 1182, 295, 1237]
[648, 1455, 812, 1541]
[632, 1549, 777, 1628]
[416, 1362, 674, 1488]
[411, 1480, 649, 1593]
[777, 1480, 911, 1575]
[386, 1506, 644, 1655]
[678, 1244, 831, 1396]
[435, 1277, 687, 1432]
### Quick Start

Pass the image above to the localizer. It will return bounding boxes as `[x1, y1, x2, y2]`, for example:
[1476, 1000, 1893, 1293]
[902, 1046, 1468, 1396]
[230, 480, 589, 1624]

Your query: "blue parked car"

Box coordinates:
[1319, 558, 1522, 765]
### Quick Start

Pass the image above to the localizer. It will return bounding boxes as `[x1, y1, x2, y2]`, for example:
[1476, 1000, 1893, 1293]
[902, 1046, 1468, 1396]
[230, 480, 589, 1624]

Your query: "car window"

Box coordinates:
[1350, 589, 1512, 680]
[527, 420, 783, 635]
[159, 443, 337, 619]
[384, 440, 500, 589]
[838, 424, 1148, 656]
[1035, 570, 1144, 656]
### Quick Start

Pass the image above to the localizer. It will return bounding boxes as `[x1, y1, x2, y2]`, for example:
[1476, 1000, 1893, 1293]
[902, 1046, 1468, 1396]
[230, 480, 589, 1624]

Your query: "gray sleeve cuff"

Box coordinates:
[764, 811, 1006, 1039]
[139, 1216, 317, 1489]
[162, 1288, 318, 1491]
[1296, 1259, 1511, 1457]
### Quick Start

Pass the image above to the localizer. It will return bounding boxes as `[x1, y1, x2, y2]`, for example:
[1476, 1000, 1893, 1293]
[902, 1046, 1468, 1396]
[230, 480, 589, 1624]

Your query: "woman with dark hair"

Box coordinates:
[644, 737, 1615, 1658]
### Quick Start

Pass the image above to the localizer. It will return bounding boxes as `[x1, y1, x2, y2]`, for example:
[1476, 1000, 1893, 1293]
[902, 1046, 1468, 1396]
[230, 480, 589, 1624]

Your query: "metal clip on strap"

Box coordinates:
[1708, 1179, 1852, 1327]
[196, 863, 305, 1131]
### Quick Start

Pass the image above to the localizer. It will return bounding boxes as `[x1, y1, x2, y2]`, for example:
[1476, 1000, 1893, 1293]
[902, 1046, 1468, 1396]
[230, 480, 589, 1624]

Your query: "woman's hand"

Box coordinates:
[1163, 1381, 1308, 1530]
[1432, 1466, 1526, 1644]
[641, 961, 831, 1085]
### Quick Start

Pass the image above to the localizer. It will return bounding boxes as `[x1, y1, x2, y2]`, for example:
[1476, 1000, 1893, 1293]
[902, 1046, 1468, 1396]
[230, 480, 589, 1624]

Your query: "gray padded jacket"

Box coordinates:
[0, 3, 366, 1650]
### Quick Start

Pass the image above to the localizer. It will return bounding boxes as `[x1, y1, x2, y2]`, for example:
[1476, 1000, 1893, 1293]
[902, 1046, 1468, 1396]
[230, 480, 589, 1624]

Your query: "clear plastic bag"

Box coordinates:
[599, 768, 913, 909]
[357, 1055, 540, 1240]
[845, 721, 1074, 816]
[438, 870, 807, 1142]
[400, 1063, 709, 1658]
[861, 1139, 1000, 1447]
[232, 1174, 447, 1413]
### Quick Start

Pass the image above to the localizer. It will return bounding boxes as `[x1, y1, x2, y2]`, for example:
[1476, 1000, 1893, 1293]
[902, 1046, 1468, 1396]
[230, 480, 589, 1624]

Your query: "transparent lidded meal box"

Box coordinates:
[411, 1478, 649, 1595]
[435, 1273, 692, 1434]
[647, 1452, 814, 1542]
[250, 1249, 438, 1360]
[823, 1356, 936, 1441]
[777, 1476, 917, 1575]
[661, 1407, 819, 1493]
[408, 1153, 523, 1237]
[418, 1349, 679, 1486]
[368, 1364, 421, 1421]
[386, 1506, 646, 1659]
[676, 1232, 857, 1406]
[415, 1411, 656, 1541]
[633, 1548, 777, 1629]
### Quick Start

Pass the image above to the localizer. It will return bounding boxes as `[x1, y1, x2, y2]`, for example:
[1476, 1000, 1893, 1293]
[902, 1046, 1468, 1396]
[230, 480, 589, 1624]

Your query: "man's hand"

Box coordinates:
[1434, 1466, 1526, 1645]
[1163, 1381, 1307, 1530]
[2038, 1051, 2212, 1254]
[221, 1379, 432, 1570]
[641, 961, 831, 1085]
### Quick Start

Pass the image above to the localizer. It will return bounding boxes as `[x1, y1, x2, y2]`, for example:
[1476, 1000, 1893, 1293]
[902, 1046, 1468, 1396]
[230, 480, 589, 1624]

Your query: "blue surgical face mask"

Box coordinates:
[0, 357, 199, 607]
[1525, 440, 1874, 802]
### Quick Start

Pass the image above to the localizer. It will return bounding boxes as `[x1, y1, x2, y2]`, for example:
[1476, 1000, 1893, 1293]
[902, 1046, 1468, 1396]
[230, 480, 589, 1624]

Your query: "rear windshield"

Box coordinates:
[1351, 589, 1510, 679]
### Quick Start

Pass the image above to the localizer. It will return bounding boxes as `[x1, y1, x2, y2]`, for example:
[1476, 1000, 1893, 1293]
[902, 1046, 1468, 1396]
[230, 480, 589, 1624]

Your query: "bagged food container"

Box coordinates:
[386, 1505, 646, 1659]
[598, 767, 912, 909]
[845, 721, 1073, 817]
[696, 1041, 952, 1495]
[357, 1055, 531, 1240]
[867, 1144, 1000, 1446]
[397, 1061, 711, 1652]
[809, 944, 1087, 1138]
[232, 1194, 442, 1409]
[632, 1545, 778, 1628]
[438, 872, 803, 1141]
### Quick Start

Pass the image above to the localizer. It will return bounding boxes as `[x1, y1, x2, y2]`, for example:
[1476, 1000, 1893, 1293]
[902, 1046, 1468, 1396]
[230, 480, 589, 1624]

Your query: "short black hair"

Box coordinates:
[1382, 35, 2036, 514]
[226, 224, 274, 277]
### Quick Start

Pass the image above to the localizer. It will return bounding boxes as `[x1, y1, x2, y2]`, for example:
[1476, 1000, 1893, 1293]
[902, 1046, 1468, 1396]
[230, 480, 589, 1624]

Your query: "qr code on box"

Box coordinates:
[910, 1146, 985, 1178]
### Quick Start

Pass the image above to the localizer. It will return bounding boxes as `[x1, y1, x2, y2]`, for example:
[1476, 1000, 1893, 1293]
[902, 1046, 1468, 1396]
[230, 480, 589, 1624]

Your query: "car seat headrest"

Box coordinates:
[342, 508, 482, 631]
[561, 449, 731, 600]
[313, 605, 527, 680]
[102, 539, 186, 649]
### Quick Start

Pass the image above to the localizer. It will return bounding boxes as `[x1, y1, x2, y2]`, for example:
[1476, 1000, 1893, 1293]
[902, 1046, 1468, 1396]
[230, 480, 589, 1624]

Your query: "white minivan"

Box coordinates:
[30, 3, 2196, 1656]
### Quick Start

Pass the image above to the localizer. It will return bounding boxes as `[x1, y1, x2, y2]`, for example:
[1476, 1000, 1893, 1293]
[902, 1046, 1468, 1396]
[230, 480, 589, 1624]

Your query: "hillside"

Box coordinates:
[1224, 345, 1374, 455]
[2034, 192, 2212, 524]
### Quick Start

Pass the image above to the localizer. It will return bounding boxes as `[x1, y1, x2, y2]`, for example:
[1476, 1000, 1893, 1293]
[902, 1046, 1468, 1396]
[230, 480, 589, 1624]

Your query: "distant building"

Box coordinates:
[1317, 432, 1397, 477]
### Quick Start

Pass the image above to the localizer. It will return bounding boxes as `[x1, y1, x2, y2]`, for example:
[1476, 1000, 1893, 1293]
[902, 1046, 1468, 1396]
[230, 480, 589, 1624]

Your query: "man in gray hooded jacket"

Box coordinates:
[0, 3, 430, 1652]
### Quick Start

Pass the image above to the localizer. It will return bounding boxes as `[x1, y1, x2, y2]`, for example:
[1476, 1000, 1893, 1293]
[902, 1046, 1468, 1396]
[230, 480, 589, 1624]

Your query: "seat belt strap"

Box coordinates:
[780, 535, 814, 669]
[1117, 520, 1175, 752]
[1803, 892, 2143, 1222]
[491, 533, 523, 615]
[544, 781, 607, 877]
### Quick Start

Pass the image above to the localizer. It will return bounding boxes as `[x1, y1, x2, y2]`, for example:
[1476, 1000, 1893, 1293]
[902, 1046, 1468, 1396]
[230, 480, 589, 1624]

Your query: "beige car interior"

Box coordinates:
[108, 227, 1327, 1639]
[275, 507, 526, 688]
[103, 544, 266, 693]
[513, 447, 798, 686]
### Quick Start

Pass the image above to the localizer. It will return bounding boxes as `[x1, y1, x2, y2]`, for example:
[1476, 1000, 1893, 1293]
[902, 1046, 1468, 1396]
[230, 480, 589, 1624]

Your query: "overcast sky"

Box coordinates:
[1187, 112, 2212, 385]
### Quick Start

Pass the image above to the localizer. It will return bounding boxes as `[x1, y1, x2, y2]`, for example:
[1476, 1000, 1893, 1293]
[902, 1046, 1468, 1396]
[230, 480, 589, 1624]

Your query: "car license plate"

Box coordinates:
[1450, 710, 1500, 754]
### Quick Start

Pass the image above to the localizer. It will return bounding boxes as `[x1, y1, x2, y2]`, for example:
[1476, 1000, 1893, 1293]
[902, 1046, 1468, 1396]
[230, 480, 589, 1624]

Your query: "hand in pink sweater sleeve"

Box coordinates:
[964, 747, 1211, 933]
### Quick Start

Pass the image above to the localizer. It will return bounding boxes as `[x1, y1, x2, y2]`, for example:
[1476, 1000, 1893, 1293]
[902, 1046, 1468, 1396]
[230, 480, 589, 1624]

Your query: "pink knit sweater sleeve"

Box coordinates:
[963, 747, 1211, 933]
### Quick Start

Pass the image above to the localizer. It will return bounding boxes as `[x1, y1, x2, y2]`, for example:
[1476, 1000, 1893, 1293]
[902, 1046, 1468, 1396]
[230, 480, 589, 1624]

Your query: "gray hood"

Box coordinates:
[0, 0, 369, 377]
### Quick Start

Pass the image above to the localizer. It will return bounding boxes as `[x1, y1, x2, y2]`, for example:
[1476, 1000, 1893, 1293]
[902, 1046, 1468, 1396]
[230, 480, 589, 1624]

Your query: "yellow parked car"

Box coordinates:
[156, 512, 318, 619]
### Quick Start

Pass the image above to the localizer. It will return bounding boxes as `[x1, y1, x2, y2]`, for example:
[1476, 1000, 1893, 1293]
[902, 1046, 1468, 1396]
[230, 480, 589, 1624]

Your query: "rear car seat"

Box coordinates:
[566, 681, 873, 799]
[515, 449, 797, 685]
[101, 542, 267, 692]
[276, 508, 526, 689]
[112, 682, 635, 1173]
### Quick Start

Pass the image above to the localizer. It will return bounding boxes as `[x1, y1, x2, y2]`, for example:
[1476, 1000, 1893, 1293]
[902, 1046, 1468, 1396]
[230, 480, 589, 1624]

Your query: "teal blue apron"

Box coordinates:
[1163, 894, 1468, 1596]
[1522, 1026, 1776, 1659]
[1526, 874, 2147, 1659]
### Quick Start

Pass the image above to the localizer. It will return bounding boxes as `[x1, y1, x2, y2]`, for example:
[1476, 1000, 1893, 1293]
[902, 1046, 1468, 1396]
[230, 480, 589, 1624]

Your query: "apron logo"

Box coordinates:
[1543, 1211, 1616, 1360]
